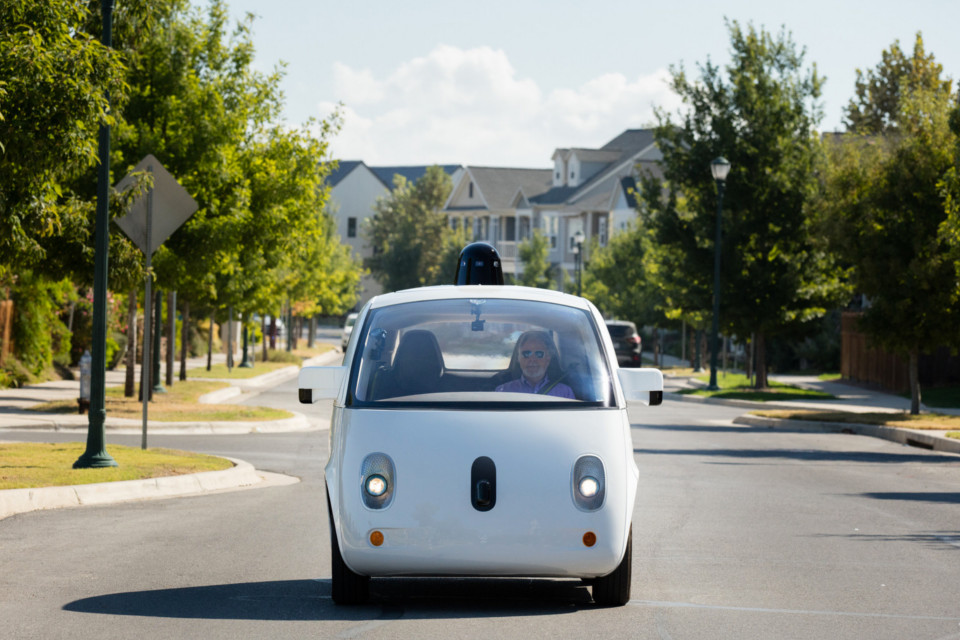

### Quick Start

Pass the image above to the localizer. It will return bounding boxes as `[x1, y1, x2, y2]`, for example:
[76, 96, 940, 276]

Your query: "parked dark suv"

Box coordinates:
[605, 320, 642, 367]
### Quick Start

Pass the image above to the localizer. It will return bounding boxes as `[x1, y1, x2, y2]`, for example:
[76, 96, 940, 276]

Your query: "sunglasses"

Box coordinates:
[520, 349, 547, 359]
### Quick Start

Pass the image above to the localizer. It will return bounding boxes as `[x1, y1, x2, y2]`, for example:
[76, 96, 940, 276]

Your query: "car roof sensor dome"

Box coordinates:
[455, 242, 504, 285]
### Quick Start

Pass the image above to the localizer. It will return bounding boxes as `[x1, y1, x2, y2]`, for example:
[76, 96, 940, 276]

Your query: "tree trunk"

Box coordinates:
[262, 314, 268, 361]
[179, 301, 189, 381]
[693, 329, 703, 372]
[680, 320, 686, 367]
[206, 310, 214, 371]
[166, 290, 175, 387]
[308, 315, 316, 348]
[746, 333, 754, 382]
[269, 315, 277, 350]
[124, 287, 137, 398]
[909, 347, 922, 415]
[754, 332, 768, 389]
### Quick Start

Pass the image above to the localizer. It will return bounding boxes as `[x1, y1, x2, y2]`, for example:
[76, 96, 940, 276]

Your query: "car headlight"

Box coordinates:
[578, 476, 600, 498]
[365, 474, 387, 497]
[572, 455, 605, 511]
[360, 453, 396, 509]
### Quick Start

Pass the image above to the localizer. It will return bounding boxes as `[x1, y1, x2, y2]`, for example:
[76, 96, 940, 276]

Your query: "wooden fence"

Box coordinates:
[842, 311, 960, 392]
[0, 300, 12, 365]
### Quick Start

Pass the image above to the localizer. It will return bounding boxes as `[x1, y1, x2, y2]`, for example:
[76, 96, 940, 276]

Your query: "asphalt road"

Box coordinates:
[2, 378, 959, 639]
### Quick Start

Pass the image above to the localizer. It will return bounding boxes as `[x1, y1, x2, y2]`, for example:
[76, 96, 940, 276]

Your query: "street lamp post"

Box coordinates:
[74, 0, 117, 468]
[707, 157, 731, 391]
[573, 229, 585, 296]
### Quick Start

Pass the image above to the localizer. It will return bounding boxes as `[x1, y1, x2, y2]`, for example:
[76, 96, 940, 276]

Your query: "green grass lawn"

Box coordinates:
[0, 442, 233, 490]
[679, 372, 837, 402]
[29, 380, 292, 422]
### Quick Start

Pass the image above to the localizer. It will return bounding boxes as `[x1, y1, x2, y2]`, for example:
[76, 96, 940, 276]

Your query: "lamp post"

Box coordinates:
[573, 229, 585, 296]
[707, 157, 731, 391]
[74, 0, 117, 468]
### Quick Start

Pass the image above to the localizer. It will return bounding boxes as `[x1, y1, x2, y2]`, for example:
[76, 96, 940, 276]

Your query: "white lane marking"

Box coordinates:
[630, 600, 960, 622]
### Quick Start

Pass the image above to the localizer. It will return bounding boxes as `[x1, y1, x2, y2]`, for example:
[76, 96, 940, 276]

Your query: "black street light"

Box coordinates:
[74, 0, 117, 468]
[573, 229, 585, 296]
[707, 156, 731, 391]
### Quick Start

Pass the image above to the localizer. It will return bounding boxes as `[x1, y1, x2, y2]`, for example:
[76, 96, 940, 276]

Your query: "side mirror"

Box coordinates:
[298, 366, 347, 404]
[617, 368, 664, 406]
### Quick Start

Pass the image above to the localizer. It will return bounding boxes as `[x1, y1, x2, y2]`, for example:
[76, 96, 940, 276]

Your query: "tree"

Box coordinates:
[0, 0, 125, 276]
[649, 21, 848, 387]
[820, 83, 958, 413]
[517, 230, 553, 288]
[845, 32, 953, 135]
[366, 166, 454, 292]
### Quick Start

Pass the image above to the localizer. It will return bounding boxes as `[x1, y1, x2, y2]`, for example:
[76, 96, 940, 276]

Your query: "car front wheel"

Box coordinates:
[327, 494, 370, 605]
[591, 526, 632, 606]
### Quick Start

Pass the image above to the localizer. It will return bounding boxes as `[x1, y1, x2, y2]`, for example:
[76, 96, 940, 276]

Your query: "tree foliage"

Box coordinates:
[366, 166, 455, 292]
[517, 230, 553, 289]
[649, 21, 849, 386]
[820, 42, 959, 412]
[844, 32, 953, 135]
[0, 0, 125, 276]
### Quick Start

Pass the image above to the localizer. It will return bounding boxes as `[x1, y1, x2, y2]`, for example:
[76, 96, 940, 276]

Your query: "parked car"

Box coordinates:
[341, 312, 358, 350]
[300, 285, 663, 606]
[605, 320, 642, 367]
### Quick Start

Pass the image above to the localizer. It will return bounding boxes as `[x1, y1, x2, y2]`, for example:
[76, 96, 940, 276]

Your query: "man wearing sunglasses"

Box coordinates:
[495, 331, 575, 398]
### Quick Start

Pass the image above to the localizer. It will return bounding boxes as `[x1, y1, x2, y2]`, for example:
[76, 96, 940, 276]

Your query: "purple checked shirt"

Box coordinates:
[495, 374, 575, 398]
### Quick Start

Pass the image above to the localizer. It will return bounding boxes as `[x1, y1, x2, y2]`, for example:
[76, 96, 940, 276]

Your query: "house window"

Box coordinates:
[347, 217, 357, 238]
[469, 182, 474, 198]
[505, 216, 516, 241]
[451, 218, 460, 231]
[599, 217, 608, 246]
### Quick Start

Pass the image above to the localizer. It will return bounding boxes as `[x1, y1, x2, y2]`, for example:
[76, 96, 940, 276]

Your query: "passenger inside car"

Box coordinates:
[495, 331, 574, 398]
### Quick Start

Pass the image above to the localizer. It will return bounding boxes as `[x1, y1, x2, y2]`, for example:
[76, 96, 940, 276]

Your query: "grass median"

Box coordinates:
[677, 373, 837, 402]
[29, 380, 292, 422]
[0, 442, 233, 490]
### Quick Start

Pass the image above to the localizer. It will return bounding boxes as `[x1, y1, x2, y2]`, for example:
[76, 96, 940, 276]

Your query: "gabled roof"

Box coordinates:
[569, 149, 621, 164]
[534, 129, 660, 210]
[448, 167, 553, 211]
[369, 165, 462, 191]
[324, 160, 366, 187]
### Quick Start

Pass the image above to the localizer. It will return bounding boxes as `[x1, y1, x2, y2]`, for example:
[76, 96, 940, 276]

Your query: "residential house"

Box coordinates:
[325, 161, 463, 307]
[442, 129, 662, 287]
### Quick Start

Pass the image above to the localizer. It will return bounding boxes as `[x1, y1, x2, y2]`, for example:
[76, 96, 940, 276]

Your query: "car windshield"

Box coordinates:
[348, 298, 614, 407]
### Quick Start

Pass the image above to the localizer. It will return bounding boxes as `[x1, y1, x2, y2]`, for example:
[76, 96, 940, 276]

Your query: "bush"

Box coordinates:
[11, 272, 73, 378]
[0, 356, 33, 388]
[265, 349, 301, 364]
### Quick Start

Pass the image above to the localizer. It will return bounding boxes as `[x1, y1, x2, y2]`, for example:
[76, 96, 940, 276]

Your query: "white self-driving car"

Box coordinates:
[300, 281, 662, 606]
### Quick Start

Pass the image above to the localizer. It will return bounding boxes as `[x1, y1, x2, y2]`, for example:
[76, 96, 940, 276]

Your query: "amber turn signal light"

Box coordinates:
[582, 531, 597, 547]
[370, 530, 384, 547]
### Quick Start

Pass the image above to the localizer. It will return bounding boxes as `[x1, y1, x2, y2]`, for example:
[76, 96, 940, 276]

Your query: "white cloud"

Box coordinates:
[318, 46, 681, 167]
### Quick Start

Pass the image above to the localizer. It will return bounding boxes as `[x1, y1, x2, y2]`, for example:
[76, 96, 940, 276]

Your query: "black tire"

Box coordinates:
[592, 526, 632, 607]
[327, 493, 370, 605]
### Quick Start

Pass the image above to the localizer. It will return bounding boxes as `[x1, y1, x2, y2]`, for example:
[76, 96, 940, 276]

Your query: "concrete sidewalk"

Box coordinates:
[0, 348, 341, 434]
[663, 370, 960, 455]
[0, 347, 341, 520]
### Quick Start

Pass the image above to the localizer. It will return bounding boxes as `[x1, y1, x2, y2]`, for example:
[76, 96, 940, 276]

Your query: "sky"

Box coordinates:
[214, 0, 960, 168]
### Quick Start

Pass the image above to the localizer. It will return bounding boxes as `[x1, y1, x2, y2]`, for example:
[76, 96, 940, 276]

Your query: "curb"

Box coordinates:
[733, 414, 960, 455]
[0, 457, 299, 521]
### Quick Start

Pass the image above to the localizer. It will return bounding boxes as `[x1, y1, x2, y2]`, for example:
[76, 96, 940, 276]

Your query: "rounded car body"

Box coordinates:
[340, 312, 358, 350]
[300, 284, 662, 606]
